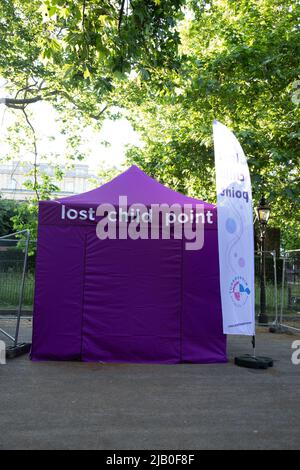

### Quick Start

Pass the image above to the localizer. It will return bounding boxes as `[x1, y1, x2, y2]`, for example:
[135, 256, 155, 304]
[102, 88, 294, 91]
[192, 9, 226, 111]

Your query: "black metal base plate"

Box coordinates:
[234, 354, 273, 369]
[6, 343, 31, 359]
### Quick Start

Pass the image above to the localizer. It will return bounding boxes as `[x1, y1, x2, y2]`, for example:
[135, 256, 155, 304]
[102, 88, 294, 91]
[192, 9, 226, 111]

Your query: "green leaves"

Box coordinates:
[0, 0, 299, 248]
[0, 199, 19, 237]
[0, 0, 186, 123]
[121, 0, 300, 249]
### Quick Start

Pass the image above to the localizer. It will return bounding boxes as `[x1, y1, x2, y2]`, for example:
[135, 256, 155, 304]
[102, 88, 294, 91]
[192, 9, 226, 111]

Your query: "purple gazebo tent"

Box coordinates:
[31, 165, 227, 363]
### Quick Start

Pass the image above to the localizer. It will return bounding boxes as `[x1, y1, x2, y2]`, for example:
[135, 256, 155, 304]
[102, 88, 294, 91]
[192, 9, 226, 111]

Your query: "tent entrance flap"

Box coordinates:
[80, 233, 182, 363]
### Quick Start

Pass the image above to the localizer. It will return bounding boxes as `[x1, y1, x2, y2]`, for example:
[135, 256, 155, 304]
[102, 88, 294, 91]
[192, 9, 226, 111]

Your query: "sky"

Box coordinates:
[0, 98, 141, 175]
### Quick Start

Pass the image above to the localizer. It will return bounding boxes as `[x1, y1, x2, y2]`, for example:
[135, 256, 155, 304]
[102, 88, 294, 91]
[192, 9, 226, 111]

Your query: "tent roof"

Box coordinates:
[57, 165, 214, 208]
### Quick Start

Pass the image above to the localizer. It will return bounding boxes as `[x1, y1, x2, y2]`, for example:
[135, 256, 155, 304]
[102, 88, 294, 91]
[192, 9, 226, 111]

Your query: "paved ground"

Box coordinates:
[0, 318, 299, 450]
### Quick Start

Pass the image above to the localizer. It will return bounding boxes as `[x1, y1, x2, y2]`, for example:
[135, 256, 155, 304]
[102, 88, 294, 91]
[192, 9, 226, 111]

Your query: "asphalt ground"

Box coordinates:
[0, 319, 299, 450]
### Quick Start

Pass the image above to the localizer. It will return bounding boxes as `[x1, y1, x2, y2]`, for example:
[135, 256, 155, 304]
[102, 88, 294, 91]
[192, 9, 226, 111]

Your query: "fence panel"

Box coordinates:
[0, 236, 35, 346]
[280, 250, 300, 332]
[255, 251, 279, 325]
[0, 237, 298, 345]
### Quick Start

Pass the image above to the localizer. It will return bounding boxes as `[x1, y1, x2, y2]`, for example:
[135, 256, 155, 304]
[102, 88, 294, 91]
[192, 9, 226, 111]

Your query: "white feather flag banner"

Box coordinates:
[213, 120, 255, 336]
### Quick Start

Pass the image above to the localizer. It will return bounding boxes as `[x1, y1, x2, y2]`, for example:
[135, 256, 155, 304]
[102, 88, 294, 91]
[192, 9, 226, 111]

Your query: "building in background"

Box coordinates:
[0, 161, 96, 200]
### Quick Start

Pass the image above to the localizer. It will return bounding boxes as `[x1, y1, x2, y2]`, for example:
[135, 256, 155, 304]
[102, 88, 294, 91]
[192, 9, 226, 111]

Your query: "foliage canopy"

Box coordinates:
[0, 0, 299, 248]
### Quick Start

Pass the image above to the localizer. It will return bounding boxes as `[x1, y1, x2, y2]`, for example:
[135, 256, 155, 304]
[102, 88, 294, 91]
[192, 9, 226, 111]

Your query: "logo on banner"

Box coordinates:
[229, 276, 251, 308]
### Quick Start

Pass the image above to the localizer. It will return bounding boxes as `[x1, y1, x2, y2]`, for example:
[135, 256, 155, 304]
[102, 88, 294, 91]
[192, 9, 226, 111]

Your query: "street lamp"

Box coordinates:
[256, 196, 271, 324]
[234, 195, 273, 369]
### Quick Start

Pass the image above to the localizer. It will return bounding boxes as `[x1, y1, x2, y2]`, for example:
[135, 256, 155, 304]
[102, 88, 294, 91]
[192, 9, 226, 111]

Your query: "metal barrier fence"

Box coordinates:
[0, 237, 299, 346]
[0, 232, 34, 347]
[255, 251, 279, 325]
[279, 250, 300, 333]
[1, 248, 279, 319]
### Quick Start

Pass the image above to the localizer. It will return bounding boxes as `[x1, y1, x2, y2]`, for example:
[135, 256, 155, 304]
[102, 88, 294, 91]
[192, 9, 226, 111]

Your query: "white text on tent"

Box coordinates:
[95, 196, 212, 251]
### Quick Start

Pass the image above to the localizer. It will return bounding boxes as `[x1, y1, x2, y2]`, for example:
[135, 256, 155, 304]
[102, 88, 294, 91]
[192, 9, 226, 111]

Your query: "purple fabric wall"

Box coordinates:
[182, 231, 226, 363]
[32, 225, 85, 360]
[81, 235, 182, 363]
[31, 166, 227, 364]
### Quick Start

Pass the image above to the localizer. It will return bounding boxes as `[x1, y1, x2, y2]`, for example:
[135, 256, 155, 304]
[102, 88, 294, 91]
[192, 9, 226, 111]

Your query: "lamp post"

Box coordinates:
[256, 196, 271, 324]
[235, 196, 273, 369]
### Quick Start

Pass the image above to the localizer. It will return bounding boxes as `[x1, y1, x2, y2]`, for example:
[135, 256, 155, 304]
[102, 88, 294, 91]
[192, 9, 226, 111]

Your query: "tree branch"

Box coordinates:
[0, 96, 42, 107]
[0, 90, 109, 120]
[15, 78, 39, 99]
[89, 105, 108, 120]
[44, 89, 109, 120]
[118, 0, 126, 31]
[82, 0, 86, 31]
[22, 108, 40, 201]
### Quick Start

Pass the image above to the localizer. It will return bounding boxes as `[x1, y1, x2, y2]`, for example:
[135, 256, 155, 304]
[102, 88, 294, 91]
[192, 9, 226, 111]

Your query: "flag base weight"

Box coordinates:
[234, 354, 273, 369]
[6, 343, 31, 359]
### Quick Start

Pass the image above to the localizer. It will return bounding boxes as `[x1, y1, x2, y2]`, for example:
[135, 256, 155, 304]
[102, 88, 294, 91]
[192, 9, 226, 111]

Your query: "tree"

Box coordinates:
[121, 0, 300, 249]
[0, 0, 185, 121]
[0, 0, 186, 200]
[0, 0, 299, 249]
[0, 198, 18, 236]
[0, 173, 59, 247]
[91, 160, 122, 185]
